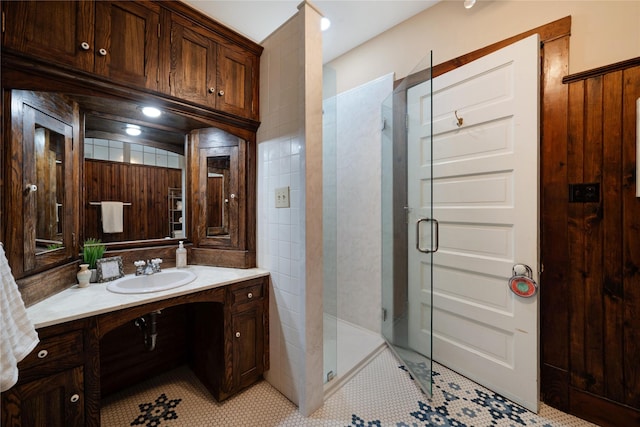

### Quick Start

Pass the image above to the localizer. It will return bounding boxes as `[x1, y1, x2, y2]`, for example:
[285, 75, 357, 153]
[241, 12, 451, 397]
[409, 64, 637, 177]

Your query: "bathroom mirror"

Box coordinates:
[16, 90, 77, 274]
[80, 96, 192, 244]
[32, 117, 67, 254]
[206, 155, 231, 237]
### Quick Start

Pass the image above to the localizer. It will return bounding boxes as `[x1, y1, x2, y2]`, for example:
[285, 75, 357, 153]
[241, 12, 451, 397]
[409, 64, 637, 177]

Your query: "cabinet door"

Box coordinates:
[232, 305, 265, 390]
[216, 45, 257, 119]
[169, 16, 217, 108]
[94, 1, 161, 90]
[2, 1, 95, 72]
[195, 146, 241, 248]
[8, 91, 78, 277]
[1, 366, 84, 427]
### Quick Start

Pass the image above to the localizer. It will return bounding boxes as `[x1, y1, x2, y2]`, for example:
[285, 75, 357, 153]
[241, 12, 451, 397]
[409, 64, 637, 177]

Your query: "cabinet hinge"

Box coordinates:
[157, 67, 159, 83]
[157, 23, 161, 38]
[2, 11, 5, 34]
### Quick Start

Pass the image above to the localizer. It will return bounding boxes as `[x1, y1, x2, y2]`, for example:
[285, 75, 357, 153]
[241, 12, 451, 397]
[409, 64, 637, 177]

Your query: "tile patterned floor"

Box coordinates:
[101, 348, 597, 426]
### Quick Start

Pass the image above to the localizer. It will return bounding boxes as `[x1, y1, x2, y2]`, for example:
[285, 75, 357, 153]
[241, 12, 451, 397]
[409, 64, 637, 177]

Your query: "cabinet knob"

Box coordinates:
[98, 48, 107, 56]
[26, 184, 38, 193]
[247, 292, 253, 299]
[217, 90, 225, 96]
[37, 349, 48, 359]
[229, 193, 236, 200]
[80, 42, 90, 51]
[70, 394, 80, 403]
[208, 87, 216, 94]
[235, 332, 241, 338]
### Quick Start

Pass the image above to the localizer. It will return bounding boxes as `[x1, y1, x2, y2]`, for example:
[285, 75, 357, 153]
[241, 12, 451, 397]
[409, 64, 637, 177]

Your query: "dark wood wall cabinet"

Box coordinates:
[1, 0, 260, 119]
[541, 58, 640, 427]
[1, 276, 269, 426]
[1, 0, 262, 305]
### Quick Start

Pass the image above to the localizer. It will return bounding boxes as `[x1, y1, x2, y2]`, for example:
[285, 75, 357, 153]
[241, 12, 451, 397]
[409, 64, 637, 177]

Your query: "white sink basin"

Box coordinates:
[106, 269, 197, 294]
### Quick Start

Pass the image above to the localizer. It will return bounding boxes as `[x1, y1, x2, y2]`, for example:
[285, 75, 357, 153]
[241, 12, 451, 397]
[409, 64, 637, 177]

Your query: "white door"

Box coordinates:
[407, 35, 540, 411]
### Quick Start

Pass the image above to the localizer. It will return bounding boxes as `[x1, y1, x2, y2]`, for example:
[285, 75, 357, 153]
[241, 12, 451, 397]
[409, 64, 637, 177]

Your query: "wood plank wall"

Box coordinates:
[542, 58, 640, 426]
[84, 159, 182, 242]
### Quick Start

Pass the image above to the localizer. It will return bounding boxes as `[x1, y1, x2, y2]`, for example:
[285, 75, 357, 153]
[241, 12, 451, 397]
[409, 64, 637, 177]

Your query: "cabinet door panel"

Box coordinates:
[94, 1, 160, 90]
[170, 19, 217, 107]
[1, 366, 84, 427]
[232, 306, 264, 390]
[2, 1, 95, 72]
[196, 146, 240, 248]
[217, 45, 256, 118]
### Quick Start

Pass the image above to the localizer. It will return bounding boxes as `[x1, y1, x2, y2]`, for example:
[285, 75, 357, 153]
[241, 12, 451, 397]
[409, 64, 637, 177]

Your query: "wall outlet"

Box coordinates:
[275, 186, 290, 208]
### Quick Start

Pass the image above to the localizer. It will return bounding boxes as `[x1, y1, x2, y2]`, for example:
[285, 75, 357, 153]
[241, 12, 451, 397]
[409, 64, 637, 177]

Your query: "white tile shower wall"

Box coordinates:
[335, 74, 394, 334]
[257, 2, 323, 416]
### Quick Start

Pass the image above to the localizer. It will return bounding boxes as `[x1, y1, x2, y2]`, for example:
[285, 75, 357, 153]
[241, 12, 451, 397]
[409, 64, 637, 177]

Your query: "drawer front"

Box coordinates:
[230, 281, 264, 307]
[19, 330, 84, 374]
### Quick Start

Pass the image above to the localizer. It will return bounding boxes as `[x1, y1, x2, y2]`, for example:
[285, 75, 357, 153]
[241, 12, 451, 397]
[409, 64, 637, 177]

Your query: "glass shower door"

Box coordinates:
[381, 52, 434, 395]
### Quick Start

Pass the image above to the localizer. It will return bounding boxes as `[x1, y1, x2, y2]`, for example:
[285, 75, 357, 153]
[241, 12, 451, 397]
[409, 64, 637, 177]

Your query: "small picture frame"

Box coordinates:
[96, 256, 124, 282]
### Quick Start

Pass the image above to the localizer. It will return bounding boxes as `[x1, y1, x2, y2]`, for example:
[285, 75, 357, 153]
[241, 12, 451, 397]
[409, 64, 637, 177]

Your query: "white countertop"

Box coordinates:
[27, 265, 270, 329]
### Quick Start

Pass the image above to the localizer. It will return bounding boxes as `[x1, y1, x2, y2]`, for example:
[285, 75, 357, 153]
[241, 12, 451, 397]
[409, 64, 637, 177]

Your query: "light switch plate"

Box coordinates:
[275, 186, 290, 208]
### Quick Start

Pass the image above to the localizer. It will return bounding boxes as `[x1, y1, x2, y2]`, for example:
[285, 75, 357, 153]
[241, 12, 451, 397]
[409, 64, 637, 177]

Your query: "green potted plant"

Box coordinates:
[82, 238, 106, 282]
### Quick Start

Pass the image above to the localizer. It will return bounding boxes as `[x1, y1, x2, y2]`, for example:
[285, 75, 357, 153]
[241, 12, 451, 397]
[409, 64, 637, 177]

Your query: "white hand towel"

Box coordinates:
[0, 245, 39, 392]
[101, 201, 124, 233]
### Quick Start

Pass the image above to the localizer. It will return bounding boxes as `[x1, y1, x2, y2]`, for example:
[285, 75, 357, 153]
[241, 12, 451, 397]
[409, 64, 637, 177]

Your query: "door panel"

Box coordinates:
[408, 35, 540, 411]
[95, 1, 160, 90]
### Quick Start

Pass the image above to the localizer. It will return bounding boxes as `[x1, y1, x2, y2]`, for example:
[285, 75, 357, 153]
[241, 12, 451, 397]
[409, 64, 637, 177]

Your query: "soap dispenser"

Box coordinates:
[176, 241, 187, 268]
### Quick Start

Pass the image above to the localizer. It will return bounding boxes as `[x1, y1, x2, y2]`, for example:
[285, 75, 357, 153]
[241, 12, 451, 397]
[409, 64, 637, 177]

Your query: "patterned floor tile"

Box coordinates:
[101, 348, 597, 426]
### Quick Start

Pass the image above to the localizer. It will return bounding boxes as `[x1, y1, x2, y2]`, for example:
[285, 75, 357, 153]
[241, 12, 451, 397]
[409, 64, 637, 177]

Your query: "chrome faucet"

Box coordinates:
[134, 258, 162, 275]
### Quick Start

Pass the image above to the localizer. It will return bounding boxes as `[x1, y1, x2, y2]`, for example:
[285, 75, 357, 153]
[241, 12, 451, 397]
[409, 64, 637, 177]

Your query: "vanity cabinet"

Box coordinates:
[1, 323, 89, 427]
[1, 1, 162, 91]
[190, 277, 268, 401]
[230, 279, 267, 391]
[169, 13, 259, 120]
[1, 273, 269, 426]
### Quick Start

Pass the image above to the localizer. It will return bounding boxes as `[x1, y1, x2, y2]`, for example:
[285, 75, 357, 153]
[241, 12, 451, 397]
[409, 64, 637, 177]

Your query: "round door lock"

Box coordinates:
[37, 349, 48, 359]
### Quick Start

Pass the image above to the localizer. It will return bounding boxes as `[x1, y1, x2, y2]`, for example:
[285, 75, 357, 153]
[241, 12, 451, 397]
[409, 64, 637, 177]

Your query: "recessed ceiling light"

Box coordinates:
[125, 124, 141, 136]
[321, 17, 331, 32]
[464, 0, 476, 9]
[141, 106, 162, 118]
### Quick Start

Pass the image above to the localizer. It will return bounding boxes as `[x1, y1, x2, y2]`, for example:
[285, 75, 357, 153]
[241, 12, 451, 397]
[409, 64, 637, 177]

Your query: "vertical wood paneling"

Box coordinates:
[602, 71, 624, 402]
[558, 61, 640, 424]
[622, 66, 640, 408]
[84, 160, 181, 242]
[583, 76, 604, 396]
[567, 80, 586, 391]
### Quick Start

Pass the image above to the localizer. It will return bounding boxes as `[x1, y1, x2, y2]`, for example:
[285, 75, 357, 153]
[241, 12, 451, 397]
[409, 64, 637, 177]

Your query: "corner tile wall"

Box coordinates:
[257, 1, 324, 417]
[332, 74, 394, 333]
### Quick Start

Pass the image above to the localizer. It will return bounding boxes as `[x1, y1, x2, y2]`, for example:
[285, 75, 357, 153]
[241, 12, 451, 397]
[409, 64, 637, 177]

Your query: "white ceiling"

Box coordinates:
[181, 1, 440, 63]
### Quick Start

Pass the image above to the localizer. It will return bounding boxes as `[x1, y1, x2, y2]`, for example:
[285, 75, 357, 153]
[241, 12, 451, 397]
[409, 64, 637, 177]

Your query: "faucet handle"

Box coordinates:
[134, 260, 146, 267]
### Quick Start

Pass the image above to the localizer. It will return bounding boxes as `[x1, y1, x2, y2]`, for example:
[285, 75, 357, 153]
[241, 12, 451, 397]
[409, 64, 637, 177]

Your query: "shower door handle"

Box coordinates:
[416, 218, 439, 254]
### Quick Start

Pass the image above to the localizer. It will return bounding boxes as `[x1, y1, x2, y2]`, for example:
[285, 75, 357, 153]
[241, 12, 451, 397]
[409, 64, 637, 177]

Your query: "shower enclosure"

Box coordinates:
[381, 52, 435, 396]
[322, 68, 389, 394]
